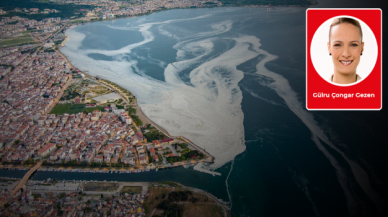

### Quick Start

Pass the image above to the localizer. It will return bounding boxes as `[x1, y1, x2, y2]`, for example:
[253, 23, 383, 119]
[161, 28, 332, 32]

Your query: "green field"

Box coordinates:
[68, 104, 86, 113]
[49, 103, 84, 115]
[0, 36, 36, 47]
[120, 186, 142, 194]
[49, 104, 71, 115]
[83, 106, 105, 113]
[50, 103, 105, 115]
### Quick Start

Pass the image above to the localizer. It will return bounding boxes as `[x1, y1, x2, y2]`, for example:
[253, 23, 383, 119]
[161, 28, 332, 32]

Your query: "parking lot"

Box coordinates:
[27, 182, 80, 192]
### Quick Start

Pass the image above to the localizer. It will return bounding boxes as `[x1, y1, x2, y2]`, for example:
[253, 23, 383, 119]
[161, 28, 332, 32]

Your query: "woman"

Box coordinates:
[327, 17, 364, 84]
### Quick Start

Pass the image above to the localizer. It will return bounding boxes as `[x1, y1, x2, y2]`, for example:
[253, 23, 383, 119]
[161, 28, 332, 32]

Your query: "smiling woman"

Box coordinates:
[327, 17, 364, 84]
[310, 15, 378, 87]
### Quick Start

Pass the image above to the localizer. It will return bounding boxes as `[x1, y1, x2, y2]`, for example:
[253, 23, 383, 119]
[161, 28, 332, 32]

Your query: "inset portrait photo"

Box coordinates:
[310, 15, 378, 86]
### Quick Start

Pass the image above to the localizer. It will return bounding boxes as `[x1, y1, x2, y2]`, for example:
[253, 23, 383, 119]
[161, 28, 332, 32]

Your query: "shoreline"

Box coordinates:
[56, 37, 172, 138]
[58, 23, 215, 163]
[0, 177, 231, 216]
[58, 3, 313, 141]
[135, 103, 171, 137]
[61, 4, 313, 29]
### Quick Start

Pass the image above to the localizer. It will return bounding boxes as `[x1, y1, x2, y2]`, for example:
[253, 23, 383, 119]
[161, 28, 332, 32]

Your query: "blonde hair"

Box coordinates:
[329, 17, 363, 43]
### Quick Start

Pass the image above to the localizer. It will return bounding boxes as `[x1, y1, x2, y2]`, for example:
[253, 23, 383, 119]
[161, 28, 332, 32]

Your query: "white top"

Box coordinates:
[330, 74, 362, 83]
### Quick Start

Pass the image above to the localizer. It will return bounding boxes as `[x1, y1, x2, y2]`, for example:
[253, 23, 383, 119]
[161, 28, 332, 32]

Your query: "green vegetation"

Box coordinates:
[60, 160, 78, 167]
[127, 106, 136, 115]
[120, 186, 142, 194]
[44, 48, 55, 52]
[70, 20, 87, 24]
[54, 40, 63, 45]
[158, 154, 163, 162]
[145, 124, 154, 130]
[49, 103, 71, 115]
[0, 36, 36, 47]
[159, 181, 179, 187]
[50, 103, 102, 115]
[90, 99, 98, 104]
[168, 190, 193, 201]
[144, 130, 166, 141]
[2, 161, 21, 165]
[83, 182, 119, 192]
[144, 203, 149, 214]
[32, 193, 42, 198]
[24, 159, 36, 166]
[166, 150, 203, 163]
[0, 0, 95, 21]
[130, 114, 142, 126]
[157, 200, 185, 217]
[176, 143, 188, 149]
[67, 104, 85, 113]
[83, 106, 105, 114]
[61, 88, 80, 100]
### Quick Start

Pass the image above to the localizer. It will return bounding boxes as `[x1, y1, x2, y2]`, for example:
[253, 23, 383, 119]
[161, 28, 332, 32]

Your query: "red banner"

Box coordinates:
[306, 9, 382, 110]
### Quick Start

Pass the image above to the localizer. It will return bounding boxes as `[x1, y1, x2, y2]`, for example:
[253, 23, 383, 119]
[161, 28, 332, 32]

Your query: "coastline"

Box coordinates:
[135, 104, 171, 137]
[56, 29, 173, 138]
[58, 25, 216, 164]
[0, 177, 231, 216]
[57, 2, 314, 142]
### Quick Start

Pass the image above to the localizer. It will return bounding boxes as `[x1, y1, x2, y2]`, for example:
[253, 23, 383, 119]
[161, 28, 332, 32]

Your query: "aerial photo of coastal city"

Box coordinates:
[0, 0, 387, 216]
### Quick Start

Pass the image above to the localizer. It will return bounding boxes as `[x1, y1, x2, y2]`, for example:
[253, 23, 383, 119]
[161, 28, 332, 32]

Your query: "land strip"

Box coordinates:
[0, 179, 230, 217]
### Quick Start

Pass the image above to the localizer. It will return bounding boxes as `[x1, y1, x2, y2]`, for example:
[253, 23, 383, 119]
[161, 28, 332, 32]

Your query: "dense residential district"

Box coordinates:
[0, 29, 211, 170]
[0, 1, 222, 215]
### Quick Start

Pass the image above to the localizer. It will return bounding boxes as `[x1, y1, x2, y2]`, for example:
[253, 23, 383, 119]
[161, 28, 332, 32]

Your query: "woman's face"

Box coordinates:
[327, 23, 364, 76]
